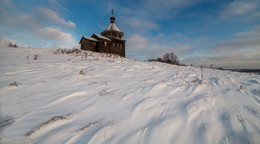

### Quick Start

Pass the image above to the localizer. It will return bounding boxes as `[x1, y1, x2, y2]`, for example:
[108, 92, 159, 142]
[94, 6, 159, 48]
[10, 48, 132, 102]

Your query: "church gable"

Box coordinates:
[79, 36, 99, 52]
[80, 36, 98, 43]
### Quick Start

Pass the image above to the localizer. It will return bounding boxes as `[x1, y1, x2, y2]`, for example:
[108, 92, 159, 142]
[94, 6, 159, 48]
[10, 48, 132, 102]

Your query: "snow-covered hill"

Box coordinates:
[0, 47, 260, 144]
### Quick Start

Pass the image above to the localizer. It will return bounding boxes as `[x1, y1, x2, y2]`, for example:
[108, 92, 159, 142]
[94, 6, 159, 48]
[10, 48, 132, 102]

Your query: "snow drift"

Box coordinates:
[0, 47, 260, 144]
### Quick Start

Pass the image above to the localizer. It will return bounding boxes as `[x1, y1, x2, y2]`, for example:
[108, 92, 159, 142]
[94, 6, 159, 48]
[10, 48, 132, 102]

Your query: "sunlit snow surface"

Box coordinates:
[0, 47, 260, 144]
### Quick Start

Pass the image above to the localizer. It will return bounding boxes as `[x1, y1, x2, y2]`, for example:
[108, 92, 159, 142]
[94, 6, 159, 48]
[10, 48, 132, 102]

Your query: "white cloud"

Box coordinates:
[36, 27, 74, 42]
[182, 52, 260, 69]
[182, 30, 260, 68]
[0, 0, 16, 9]
[214, 25, 260, 53]
[119, 17, 159, 34]
[234, 24, 260, 38]
[49, 0, 62, 7]
[0, 9, 38, 29]
[220, 0, 259, 19]
[106, 0, 206, 23]
[214, 38, 260, 53]
[234, 32, 260, 38]
[146, 0, 203, 10]
[226, 1, 256, 15]
[127, 34, 149, 50]
[126, 33, 192, 59]
[124, 17, 159, 30]
[0, 9, 76, 47]
[0, 4, 76, 30]
[36, 7, 75, 28]
[0, 1, 77, 48]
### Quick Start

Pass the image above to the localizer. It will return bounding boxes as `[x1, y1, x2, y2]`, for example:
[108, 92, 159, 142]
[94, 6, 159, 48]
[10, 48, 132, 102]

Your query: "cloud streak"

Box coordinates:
[0, 1, 76, 48]
[182, 35, 260, 68]
[220, 0, 259, 19]
[121, 17, 159, 31]
[182, 52, 260, 69]
[36, 27, 74, 42]
[36, 7, 75, 28]
[126, 34, 192, 59]
[0, 0, 16, 9]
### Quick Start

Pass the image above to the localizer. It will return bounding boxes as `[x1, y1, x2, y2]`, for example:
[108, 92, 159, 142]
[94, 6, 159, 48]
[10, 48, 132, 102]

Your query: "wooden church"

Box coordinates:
[79, 10, 126, 57]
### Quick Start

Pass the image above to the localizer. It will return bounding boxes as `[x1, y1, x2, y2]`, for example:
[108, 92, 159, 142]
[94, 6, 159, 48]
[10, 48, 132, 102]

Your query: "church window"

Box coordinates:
[93, 42, 97, 46]
[120, 44, 122, 49]
[104, 41, 107, 46]
[112, 43, 115, 47]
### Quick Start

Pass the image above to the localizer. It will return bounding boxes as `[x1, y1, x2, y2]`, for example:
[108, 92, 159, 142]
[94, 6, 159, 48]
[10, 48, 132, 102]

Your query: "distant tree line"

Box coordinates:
[8, 42, 18, 48]
[148, 52, 180, 65]
[148, 52, 225, 69]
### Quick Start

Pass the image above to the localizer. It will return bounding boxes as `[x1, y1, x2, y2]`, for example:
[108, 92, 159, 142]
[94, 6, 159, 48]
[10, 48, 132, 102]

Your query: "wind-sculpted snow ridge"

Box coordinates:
[0, 47, 260, 144]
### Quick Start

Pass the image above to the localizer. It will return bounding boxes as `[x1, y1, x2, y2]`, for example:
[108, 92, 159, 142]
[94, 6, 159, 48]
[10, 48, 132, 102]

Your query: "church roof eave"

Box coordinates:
[92, 33, 111, 41]
[79, 36, 99, 44]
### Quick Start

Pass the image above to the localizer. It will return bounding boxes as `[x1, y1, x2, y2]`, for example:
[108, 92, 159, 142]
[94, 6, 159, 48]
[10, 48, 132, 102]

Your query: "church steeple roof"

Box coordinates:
[106, 23, 120, 31]
[105, 9, 120, 32]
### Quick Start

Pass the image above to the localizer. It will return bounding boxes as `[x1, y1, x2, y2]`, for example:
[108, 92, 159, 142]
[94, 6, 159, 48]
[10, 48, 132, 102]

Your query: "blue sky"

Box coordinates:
[0, 0, 260, 68]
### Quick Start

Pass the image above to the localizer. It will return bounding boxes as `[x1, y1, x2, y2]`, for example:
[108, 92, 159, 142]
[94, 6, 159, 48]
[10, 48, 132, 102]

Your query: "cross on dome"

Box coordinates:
[106, 9, 120, 31]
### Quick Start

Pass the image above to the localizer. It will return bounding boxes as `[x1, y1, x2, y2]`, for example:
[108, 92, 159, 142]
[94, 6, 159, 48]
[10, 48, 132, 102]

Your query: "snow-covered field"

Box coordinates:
[0, 47, 260, 144]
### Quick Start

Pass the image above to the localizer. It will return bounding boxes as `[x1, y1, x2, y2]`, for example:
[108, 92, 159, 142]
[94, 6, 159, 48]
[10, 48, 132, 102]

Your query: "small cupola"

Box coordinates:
[105, 9, 120, 32]
[101, 9, 124, 38]
[110, 9, 115, 23]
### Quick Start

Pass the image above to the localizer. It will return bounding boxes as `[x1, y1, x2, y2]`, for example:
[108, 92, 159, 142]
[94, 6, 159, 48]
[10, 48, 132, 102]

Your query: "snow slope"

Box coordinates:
[0, 47, 260, 144]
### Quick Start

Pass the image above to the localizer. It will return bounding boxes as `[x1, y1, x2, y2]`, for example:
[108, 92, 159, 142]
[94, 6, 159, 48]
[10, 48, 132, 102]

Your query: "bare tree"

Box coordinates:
[200, 65, 204, 79]
[8, 42, 14, 47]
[209, 64, 214, 69]
[163, 52, 179, 65]
[148, 52, 180, 65]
